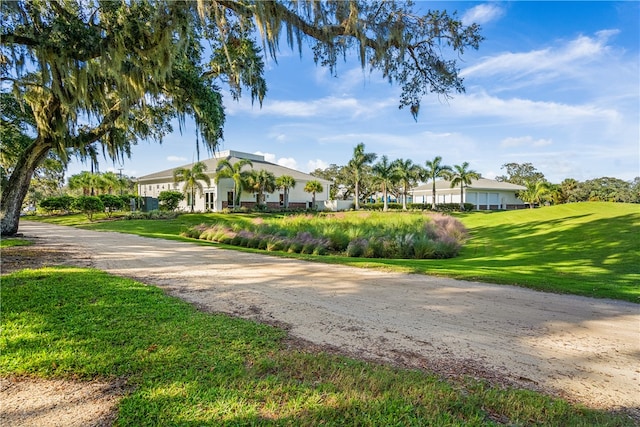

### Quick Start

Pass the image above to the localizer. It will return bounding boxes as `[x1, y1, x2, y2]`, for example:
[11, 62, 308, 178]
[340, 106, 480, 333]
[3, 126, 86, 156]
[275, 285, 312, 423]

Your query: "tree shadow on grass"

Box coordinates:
[6, 268, 632, 426]
[458, 212, 639, 297]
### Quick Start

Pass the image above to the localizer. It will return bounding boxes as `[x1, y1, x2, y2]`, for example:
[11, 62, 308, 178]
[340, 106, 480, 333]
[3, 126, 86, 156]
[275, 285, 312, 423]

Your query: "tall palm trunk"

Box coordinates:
[234, 181, 241, 207]
[402, 184, 408, 210]
[354, 179, 360, 210]
[431, 181, 437, 210]
[382, 184, 388, 212]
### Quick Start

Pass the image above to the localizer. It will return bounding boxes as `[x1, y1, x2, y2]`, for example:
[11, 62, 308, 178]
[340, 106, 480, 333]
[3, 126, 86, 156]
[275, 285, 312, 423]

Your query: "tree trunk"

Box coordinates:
[460, 185, 464, 211]
[431, 182, 437, 210]
[354, 179, 360, 210]
[233, 182, 239, 207]
[382, 186, 388, 212]
[1, 139, 53, 236]
[402, 184, 408, 210]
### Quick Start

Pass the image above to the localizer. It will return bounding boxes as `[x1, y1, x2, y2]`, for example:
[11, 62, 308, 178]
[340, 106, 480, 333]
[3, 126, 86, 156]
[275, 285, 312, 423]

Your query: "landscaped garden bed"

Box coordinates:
[181, 212, 469, 259]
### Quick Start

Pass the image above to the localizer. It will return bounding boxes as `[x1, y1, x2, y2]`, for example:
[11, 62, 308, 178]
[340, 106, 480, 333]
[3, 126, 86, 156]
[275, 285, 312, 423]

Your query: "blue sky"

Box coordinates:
[70, 1, 639, 184]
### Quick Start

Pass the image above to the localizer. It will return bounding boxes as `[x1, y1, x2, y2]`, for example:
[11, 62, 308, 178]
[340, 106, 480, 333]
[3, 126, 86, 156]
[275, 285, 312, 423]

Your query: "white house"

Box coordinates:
[410, 178, 527, 210]
[137, 150, 331, 211]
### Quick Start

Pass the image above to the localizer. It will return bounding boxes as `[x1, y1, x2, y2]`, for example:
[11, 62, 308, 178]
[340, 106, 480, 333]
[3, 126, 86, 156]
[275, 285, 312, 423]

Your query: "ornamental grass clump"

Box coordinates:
[182, 212, 468, 259]
[346, 238, 368, 257]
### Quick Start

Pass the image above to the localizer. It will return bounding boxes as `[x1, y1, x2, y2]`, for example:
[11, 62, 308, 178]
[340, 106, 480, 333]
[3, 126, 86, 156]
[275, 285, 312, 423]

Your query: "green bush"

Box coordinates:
[435, 203, 475, 212]
[71, 196, 104, 221]
[405, 203, 475, 212]
[118, 194, 138, 211]
[126, 210, 180, 220]
[39, 195, 75, 213]
[360, 202, 403, 211]
[158, 191, 184, 211]
[98, 194, 125, 217]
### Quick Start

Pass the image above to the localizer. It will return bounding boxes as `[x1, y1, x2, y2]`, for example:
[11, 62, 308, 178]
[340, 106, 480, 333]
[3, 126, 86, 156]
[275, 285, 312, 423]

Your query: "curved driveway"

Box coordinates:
[18, 221, 640, 413]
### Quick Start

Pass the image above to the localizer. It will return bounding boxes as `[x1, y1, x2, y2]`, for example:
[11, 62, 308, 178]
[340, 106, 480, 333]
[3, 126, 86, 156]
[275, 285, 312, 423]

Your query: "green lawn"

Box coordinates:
[0, 237, 33, 248]
[2, 267, 632, 426]
[28, 202, 639, 302]
[394, 202, 639, 302]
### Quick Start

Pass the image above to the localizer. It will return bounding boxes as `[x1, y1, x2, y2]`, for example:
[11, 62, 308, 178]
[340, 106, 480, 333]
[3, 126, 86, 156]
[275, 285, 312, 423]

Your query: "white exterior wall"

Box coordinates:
[138, 170, 330, 211]
[410, 187, 525, 210]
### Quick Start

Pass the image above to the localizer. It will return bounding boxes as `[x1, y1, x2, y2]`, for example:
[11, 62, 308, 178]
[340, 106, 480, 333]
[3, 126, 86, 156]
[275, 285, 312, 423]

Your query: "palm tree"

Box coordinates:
[68, 171, 99, 196]
[275, 175, 296, 208]
[173, 161, 211, 212]
[561, 178, 579, 203]
[449, 162, 480, 211]
[304, 180, 324, 209]
[423, 156, 452, 210]
[246, 169, 276, 207]
[215, 158, 253, 207]
[372, 155, 396, 212]
[98, 171, 120, 195]
[393, 158, 422, 210]
[546, 183, 564, 205]
[520, 180, 550, 208]
[347, 143, 377, 210]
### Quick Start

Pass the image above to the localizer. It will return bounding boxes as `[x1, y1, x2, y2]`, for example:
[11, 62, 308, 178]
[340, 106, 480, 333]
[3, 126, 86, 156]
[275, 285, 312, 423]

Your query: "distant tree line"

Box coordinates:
[496, 162, 639, 205]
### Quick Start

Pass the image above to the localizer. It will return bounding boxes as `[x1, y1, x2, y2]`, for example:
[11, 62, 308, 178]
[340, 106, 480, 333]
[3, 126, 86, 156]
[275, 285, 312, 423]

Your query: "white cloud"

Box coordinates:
[461, 31, 618, 81]
[167, 155, 187, 162]
[462, 4, 505, 26]
[277, 157, 298, 170]
[452, 92, 619, 125]
[307, 159, 329, 172]
[253, 151, 276, 163]
[501, 136, 553, 148]
[314, 66, 388, 95]
[253, 151, 298, 170]
[228, 94, 395, 120]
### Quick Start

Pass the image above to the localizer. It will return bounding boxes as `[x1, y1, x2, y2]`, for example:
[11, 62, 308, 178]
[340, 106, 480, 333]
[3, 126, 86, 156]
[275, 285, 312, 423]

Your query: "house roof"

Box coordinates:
[411, 178, 526, 193]
[137, 150, 331, 184]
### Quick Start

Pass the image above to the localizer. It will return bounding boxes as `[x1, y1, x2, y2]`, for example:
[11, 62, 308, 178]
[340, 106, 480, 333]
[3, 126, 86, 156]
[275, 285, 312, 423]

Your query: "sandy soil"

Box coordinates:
[0, 377, 125, 427]
[2, 221, 639, 424]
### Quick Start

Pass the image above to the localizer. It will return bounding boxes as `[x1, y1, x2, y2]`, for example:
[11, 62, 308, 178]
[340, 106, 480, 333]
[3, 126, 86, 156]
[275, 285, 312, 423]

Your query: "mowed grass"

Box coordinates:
[2, 267, 633, 426]
[27, 202, 639, 302]
[0, 237, 33, 248]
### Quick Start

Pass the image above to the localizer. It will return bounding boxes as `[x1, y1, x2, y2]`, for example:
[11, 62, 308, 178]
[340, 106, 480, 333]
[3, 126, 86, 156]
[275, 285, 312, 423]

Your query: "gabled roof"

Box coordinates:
[137, 150, 331, 184]
[411, 178, 526, 192]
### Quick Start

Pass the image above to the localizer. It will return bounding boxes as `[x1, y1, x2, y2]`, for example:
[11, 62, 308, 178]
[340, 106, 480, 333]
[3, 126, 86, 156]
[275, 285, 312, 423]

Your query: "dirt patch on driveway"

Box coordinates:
[3, 221, 639, 424]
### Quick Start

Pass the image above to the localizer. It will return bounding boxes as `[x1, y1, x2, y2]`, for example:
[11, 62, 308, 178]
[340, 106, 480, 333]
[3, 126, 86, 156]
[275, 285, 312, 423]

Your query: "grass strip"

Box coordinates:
[1, 267, 633, 426]
[1, 238, 33, 248]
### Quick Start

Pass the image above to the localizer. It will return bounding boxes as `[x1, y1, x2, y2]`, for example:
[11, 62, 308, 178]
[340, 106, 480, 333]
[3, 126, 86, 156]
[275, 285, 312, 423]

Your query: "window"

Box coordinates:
[205, 192, 215, 211]
[227, 191, 234, 207]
